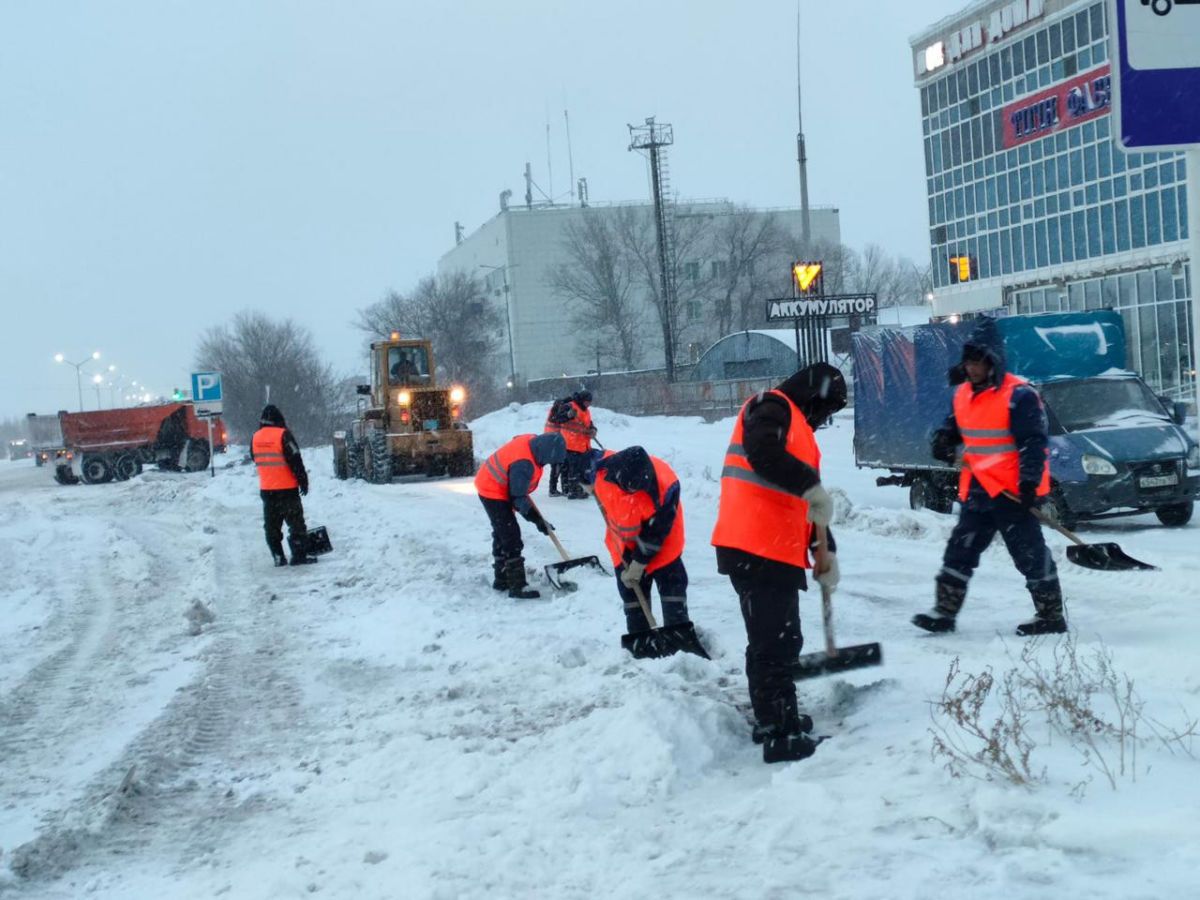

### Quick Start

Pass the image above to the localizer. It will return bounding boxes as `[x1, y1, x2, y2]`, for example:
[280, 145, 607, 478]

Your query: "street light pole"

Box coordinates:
[480, 264, 518, 388]
[54, 351, 101, 412]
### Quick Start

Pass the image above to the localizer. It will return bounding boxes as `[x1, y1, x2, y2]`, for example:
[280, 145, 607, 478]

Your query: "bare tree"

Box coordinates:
[706, 208, 789, 335]
[549, 212, 644, 371]
[194, 312, 340, 446]
[612, 204, 713, 373]
[356, 270, 506, 410]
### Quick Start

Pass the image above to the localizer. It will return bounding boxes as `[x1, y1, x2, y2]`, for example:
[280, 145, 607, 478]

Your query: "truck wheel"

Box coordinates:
[80, 454, 113, 485]
[364, 431, 392, 484]
[909, 476, 952, 513]
[184, 440, 211, 473]
[113, 453, 143, 481]
[54, 467, 79, 485]
[1155, 502, 1193, 527]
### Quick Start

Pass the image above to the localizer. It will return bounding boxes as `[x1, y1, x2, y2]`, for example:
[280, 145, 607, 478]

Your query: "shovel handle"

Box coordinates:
[999, 490, 1088, 547]
[813, 525, 837, 657]
[631, 582, 660, 630]
[546, 529, 574, 562]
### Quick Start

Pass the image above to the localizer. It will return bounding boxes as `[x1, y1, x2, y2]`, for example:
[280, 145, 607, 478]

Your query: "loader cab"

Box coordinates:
[369, 336, 436, 407]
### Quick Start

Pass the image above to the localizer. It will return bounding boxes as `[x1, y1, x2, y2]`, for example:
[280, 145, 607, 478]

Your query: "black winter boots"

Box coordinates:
[288, 535, 318, 565]
[912, 580, 964, 633]
[492, 559, 507, 592]
[762, 731, 822, 763]
[272, 552, 288, 567]
[504, 558, 540, 600]
[1017, 583, 1067, 635]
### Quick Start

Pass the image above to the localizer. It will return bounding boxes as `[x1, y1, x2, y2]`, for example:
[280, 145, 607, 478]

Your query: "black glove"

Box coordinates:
[299, 484, 309, 497]
[1017, 481, 1039, 509]
[930, 431, 958, 464]
[526, 510, 552, 535]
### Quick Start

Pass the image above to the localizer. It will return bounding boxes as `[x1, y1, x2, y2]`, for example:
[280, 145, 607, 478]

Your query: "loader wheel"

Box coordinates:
[80, 454, 114, 485]
[448, 450, 475, 477]
[364, 431, 392, 484]
[333, 443, 349, 480]
[346, 439, 363, 480]
[113, 454, 143, 481]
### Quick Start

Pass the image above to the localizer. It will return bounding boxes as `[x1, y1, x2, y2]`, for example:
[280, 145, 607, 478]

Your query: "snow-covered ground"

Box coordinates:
[1, 405, 1197, 899]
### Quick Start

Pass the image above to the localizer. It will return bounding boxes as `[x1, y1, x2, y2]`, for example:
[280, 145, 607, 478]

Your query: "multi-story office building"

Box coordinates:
[911, 0, 1195, 397]
[437, 199, 840, 385]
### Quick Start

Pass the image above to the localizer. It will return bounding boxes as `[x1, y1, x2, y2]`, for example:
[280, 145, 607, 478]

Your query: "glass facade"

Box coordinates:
[916, 0, 1195, 398]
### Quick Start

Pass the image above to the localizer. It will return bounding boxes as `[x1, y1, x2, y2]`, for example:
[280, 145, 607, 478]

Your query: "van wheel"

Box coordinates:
[1155, 502, 1193, 527]
[1044, 488, 1077, 532]
[80, 454, 113, 485]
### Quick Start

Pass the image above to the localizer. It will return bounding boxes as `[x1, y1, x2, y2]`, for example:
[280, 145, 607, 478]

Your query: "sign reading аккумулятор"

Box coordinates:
[766, 294, 877, 321]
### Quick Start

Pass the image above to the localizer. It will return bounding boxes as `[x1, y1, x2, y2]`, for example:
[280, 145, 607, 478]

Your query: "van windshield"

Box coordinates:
[1038, 378, 1170, 433]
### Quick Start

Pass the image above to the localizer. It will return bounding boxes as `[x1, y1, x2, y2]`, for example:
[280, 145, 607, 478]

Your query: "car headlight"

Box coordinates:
[397, 390, 411, 406]
[1082, 453, 1117, 476]
[450, 386, 465, 404]
[1188, 444, 1200, 471]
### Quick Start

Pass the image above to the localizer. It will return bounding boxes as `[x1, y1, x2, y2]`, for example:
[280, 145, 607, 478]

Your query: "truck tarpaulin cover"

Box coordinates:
[59, 403, 209, 452]
[852, 321, 970, 469]
[851, 310, 1130, 470]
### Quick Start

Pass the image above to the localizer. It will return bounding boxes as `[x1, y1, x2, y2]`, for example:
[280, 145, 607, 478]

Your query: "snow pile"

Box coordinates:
[0, 404, 1196, 897]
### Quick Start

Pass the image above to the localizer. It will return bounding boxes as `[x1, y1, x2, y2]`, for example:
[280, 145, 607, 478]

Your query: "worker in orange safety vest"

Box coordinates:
[250, 404, 313, 567]
[711, 363, 846, 764]
[914, 317, 1064, 637]
[581, 446, 696, 658]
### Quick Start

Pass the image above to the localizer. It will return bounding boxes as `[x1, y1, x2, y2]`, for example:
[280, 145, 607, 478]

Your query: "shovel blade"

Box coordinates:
[1066, 542, 1157, 571]
[621, 622, 711, 660]
[544, 555, 606, 591]
[791, 642, 883, 681]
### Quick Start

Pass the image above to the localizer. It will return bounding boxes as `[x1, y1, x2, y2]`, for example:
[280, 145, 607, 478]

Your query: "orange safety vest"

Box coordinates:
[954, 372, 1051, 501]
[559, 401, 593, 453]
[252, 427, 299, 491]
[593, 453, 685, 574]
[710, 391, 820, 569]
[475, 434, 544, 501]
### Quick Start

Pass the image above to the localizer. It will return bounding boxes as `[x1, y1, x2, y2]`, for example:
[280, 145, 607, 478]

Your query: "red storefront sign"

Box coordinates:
[1002, 64, 1111, 149]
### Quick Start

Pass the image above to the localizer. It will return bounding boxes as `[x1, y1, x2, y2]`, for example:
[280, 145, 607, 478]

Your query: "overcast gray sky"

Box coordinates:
[0, 0, 962, 420]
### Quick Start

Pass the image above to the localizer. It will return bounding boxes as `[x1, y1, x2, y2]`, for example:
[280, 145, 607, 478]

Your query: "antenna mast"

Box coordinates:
[564, 108, 576, 203]
[797, 3, 812, 249]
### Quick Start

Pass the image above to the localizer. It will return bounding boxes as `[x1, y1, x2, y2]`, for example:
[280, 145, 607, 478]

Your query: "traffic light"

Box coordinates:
[792, 261, 824, 296]
[172, 388, 184, 401]
[949, 255, 978, 284]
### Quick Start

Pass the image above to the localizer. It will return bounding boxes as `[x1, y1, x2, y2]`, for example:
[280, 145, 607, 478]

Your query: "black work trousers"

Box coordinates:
[616, 557, 690, 631]
[262, 489, 307, 559]
[935, 491, 1059, 614]
[480, 496, 524, 563]
[731, 571, 805, 732]
[563, 450, 587, 494]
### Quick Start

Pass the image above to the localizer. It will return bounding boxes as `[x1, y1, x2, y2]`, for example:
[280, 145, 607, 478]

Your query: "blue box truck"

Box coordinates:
[852, 310, 1199, 528]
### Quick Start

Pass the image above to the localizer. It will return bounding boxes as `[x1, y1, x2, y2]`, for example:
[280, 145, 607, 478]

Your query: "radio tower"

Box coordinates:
[628, 117, 678, 382]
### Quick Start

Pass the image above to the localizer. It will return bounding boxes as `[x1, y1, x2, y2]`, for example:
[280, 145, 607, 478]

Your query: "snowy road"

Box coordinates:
[1, 406, 1197, 899]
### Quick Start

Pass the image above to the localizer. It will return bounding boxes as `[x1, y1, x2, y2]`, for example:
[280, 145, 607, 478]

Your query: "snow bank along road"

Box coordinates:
[0, 404, 1197, 899]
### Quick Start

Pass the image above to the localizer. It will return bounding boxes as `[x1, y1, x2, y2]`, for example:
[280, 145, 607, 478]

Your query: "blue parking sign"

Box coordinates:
[1111, 0, 1200, 150]
[191, 372, 223, 402]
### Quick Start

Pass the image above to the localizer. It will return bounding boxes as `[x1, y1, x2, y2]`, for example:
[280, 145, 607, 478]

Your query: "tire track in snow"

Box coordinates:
[8, 498, 312, 885]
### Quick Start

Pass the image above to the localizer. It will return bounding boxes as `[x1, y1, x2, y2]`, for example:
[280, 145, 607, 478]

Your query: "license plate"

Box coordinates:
[422, 419, 440, 432]
[1139, 474, 1178, 488]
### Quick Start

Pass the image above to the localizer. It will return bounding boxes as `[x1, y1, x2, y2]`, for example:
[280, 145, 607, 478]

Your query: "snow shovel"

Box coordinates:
[621, 581, 711, 660]
[792, 525, 883, 680]
[543, 529, 607, 592]
[999, 490, 1157, 571]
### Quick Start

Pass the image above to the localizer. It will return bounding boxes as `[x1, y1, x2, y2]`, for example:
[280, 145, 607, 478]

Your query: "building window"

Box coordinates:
[711, 260, 728, 280]
[686, 300, 702, 321]
[683, 261, 700, 282]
